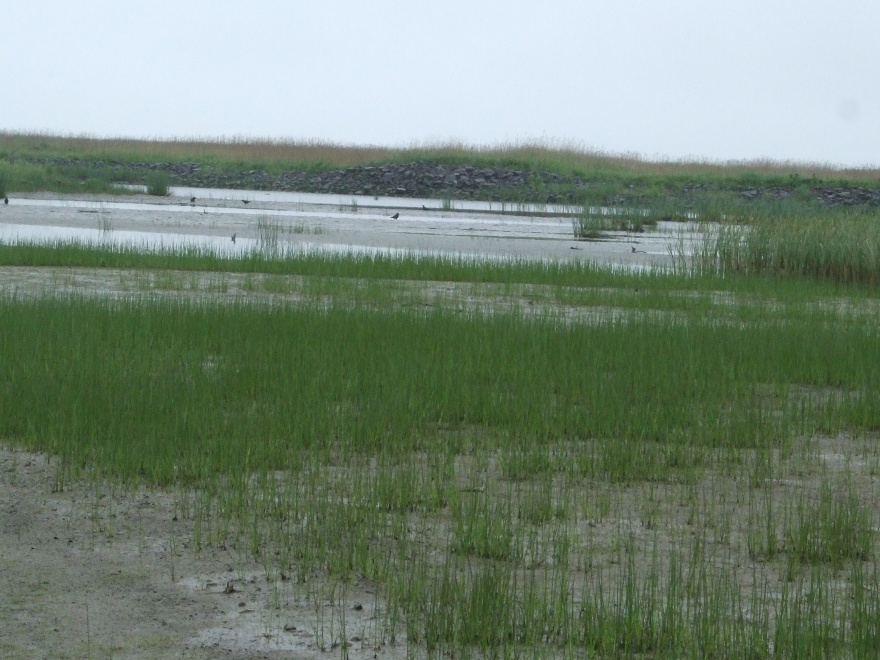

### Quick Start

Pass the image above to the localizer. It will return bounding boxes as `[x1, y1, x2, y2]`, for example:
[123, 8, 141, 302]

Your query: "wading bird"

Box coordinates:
[231, 233, 237, 243]
[390, 212, 399, 219]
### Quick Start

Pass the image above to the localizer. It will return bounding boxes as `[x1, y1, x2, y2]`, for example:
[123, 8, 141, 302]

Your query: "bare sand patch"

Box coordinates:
[0, 446, 403, 658]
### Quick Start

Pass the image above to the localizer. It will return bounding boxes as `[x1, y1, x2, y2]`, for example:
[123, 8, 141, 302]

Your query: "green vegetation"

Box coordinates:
[2, 243, 880, 655]
[573, 207, 659, 238]
[145, 171, 170, 196]
[3, 133, 880, 655]
[692, 206, 880, 286]
[2, 131, 879, 209]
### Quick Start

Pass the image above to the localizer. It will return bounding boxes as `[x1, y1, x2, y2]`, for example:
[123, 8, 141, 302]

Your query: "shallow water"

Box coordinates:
[0, 189, 706, 267]
[163, 185, 591, 215]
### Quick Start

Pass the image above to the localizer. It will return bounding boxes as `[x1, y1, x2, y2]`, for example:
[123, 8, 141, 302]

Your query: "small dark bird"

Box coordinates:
[3, 197, 7, 205]
[390, 212, 399, 219]
[231, 233, 237, 244]
[190, 196, 196, 204]
[422, 205, 428, 210]
[631, 245, 646, 254]
[242, 200, 250, 205]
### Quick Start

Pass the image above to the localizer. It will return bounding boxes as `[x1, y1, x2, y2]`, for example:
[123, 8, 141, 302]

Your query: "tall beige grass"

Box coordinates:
[3, 131, 879, 180]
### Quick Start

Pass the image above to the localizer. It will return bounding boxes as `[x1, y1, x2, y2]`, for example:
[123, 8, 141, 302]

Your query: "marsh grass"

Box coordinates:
[785, 481, 873, 567]
[4, 131, 879, 181]
[255, 215, 282, 255]
[0, 237, 685, 290]
[145, 171, 170, 196]
[5, 132, 880, 209]
[693, 207, 880, 285]
[3, 277, 880, 655]
[3, 148, 880, 652]
[10, 237, 878, 309]
[573, 208, 659, 237]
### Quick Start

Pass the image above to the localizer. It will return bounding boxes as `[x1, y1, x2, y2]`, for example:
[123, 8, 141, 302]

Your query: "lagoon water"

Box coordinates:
[0, 187, 703, 267]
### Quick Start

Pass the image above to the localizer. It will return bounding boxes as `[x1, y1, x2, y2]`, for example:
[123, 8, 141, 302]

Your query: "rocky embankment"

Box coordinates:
[29, 158, 583, 203]
[739, 185, 880, 207]
[15, 157, 880, 207]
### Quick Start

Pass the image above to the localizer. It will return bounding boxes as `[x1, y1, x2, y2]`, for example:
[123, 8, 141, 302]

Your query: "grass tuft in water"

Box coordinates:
[145, 171, 170, 196]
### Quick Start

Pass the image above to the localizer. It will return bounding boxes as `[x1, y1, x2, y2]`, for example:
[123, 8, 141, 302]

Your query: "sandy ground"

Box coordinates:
[0, 447, 403, 659]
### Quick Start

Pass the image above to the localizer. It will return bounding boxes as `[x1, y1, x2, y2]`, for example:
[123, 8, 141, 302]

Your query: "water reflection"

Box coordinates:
[0, 222, 483, 260]
[1, 187, 705, 266]
[117, 184, 619, 217]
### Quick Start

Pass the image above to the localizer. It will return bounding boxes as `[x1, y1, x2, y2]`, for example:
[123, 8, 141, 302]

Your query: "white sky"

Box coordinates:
[3, 1, 878, 166]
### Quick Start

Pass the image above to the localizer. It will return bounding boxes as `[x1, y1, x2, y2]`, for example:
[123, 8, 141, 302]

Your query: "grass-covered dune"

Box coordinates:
[2, 131, 880, 208]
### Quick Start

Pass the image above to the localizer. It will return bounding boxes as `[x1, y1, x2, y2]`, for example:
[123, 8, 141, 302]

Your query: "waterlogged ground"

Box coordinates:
[5, 435, 880, 657]
[4, 191, 880, 657]
[0, 190, 687, 266]
[0, 447, 403, 659]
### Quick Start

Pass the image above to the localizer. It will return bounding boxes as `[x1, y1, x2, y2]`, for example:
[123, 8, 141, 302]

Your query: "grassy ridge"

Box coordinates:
[4, 131, 879, 179]
[3, 131, 879, 203]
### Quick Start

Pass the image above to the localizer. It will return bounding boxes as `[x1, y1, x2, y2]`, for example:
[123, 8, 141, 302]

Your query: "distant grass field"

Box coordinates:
[2, 131, 879, 207]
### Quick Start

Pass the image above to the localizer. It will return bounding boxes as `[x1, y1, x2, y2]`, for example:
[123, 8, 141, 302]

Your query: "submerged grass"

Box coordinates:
[4, 238, 878, 306]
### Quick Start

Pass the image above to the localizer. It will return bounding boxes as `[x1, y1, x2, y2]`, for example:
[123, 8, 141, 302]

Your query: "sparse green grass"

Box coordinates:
[2, 257, 880, 655]
[3, 131, 880, 654]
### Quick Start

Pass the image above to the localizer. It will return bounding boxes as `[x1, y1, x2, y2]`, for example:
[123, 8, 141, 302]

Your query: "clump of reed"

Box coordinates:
[573, 208, 658, 238]
[694, 207, 880, 285]
[145, 171, 170, 196]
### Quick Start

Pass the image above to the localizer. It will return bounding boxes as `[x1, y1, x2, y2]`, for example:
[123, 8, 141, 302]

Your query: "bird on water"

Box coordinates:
[190, 196, 196, 204]
[390, 212, 399, 219]
[231, 233, 237, 244]
[3, 197, 7, 205]
[242, 200, 250, 205]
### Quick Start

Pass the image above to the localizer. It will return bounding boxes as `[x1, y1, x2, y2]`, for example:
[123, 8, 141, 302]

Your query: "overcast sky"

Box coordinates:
[3, 1, 877, 166]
